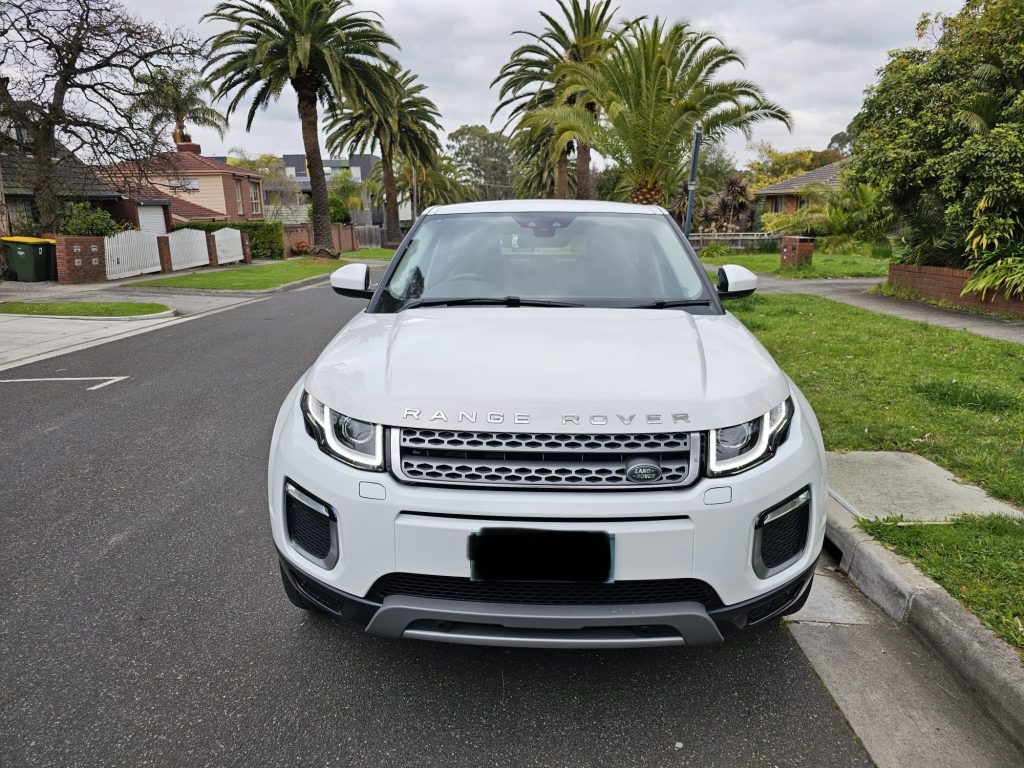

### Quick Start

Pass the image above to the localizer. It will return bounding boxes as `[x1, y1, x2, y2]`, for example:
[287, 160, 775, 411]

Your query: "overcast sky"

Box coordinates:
[125, 0, 962, 166]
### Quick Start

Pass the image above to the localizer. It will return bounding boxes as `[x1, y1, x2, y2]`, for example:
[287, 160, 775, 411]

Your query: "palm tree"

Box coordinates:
[492, 0, 621, 199]
[528, 18, 792, 205]
[132, 69, 228, 145]
[325, 65, 441, 245]
[368, 155, 474, 210]
[203, 0, 395, 254]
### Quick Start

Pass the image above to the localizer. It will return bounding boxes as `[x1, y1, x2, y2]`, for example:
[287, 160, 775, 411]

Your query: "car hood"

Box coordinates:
[304, 307, 791, 433]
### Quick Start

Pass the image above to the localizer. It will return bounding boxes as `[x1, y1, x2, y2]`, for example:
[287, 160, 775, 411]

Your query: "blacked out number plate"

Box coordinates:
[468, 529, 613, 582]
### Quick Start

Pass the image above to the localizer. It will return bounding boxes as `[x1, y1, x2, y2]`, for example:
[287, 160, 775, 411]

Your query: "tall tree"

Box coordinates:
[131, 68, 228, 145]
[368, 155, 474, 210]
[850, 0, 1024, 285]
[204, 0, 395, 255]
[0, 0, 199, 233]
[492, 0, 621, 199]
[527, 18, 791, 205]
[326, 65, 441, 245]
[446, 125, 514, 201]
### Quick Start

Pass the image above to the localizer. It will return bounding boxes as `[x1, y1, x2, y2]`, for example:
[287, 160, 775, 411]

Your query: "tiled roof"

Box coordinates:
[167, 196, 226, 221]
[754, 161, 845, 196]
[108, 151, 261, 179]
[154, 151, 261, 177]
[0, 148, 120, 199]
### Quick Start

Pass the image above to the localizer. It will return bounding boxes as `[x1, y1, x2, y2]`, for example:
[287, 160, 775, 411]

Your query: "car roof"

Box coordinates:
[422, 199, 666, 215]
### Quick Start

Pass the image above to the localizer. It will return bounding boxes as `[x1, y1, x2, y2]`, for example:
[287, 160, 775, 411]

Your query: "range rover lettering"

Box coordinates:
[268, 200, 826, 648]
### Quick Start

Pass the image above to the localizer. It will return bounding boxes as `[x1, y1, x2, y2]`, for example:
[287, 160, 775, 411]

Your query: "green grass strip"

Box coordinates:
[728, 294, 1024, 506]
[861, 516, 1024, 656]
[0, 301, 169, 317]
[702, 251, 889, 279]
[131, 257, 344, 291]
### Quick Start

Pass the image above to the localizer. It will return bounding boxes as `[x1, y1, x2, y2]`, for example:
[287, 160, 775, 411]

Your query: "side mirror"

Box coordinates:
[331, 263, 373, 299]
[716, 265, 757, 300]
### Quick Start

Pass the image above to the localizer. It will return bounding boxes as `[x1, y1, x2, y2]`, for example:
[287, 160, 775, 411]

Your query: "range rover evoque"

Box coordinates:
[268, 200, 826, 648]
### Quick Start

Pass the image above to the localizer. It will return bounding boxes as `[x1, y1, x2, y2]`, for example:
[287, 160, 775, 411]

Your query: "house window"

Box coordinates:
[235, 179, 244, 215]
[250, 181, 261, 214]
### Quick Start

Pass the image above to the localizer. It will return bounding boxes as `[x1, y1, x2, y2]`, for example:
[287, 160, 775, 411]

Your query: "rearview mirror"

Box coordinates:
[716, 265, 757, 300]
[331, 263, 373, 299]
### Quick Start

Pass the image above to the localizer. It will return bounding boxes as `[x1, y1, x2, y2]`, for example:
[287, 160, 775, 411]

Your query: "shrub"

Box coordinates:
[174, 220, 285, 260]
[291, 239, 311, 255]
[699, 243, 732, 260]
[58, 202, 128, 237]
[965, 243, 1024, 299]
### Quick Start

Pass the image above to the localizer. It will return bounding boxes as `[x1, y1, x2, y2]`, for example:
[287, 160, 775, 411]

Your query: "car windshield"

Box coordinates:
[376, 212, 711, 312]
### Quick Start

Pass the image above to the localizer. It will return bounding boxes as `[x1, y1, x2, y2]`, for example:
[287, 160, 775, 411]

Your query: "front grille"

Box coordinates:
[368, 573, 724, 609]
[759, 501, 810, 570]
[394, 428, 699, 490]
[286, 492, 332, 560]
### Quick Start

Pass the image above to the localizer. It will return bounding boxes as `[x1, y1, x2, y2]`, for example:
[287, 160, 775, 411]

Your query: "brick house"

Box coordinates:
[754, 161, 844, 215]
[0, 123, 122, 233]
[113, 142, 265, 226]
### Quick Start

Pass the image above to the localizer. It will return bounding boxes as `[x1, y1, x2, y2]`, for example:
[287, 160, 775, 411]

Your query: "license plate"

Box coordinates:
[468, 529, 613, 582]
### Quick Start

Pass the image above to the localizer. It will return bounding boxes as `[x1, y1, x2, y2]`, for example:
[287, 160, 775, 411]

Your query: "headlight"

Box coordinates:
[708, 398, 793, 476]
[300, 391, 384, 471]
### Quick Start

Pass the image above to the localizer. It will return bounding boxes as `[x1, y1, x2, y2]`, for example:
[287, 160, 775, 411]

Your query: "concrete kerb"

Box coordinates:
[824, 492, 1024, 749]
[0, 309, 177, 322]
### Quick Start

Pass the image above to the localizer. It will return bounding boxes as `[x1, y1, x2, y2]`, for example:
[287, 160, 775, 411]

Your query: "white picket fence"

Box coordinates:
[104, 231, 161, 279]
[167, 228, 210, 271]
[213, 228, 244, 264]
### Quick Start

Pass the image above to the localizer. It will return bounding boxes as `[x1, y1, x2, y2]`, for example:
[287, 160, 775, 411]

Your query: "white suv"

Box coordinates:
[269, 200, 826, 648]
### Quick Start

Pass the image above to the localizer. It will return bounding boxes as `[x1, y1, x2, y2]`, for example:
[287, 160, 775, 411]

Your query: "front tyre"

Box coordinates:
[279, 563, 321, 612]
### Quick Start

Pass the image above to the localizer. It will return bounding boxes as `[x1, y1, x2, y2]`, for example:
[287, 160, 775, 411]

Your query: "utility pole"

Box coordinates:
[411, 163, 419, 220]
[683, 122, 703, 240]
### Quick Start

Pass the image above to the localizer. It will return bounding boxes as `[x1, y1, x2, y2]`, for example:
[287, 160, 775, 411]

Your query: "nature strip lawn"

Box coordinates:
[730, 294, 1024, 650]
[702, 251, 889, 278]
[861, 516, 1024, 657]
[130, 257, 344, 291]
[729, 294, 1024, 506]
[0, 301, 169, 317]
[354, 248, 395, 260]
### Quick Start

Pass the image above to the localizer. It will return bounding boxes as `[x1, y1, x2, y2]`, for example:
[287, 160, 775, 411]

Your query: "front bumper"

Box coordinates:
[269, 380, 827, 648]
[280, 553, 817, 647]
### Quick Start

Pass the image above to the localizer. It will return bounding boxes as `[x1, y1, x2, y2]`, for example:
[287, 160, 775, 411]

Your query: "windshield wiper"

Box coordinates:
[401, 296, 585, 309]
[629, 299, 714, 309]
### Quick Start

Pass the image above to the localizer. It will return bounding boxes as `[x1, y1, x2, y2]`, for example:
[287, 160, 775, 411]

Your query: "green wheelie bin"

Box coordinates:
[1, 237, 57, 281]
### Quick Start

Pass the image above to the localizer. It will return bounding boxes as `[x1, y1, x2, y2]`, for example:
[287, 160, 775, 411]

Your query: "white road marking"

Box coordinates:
[0, 376, 129, 390]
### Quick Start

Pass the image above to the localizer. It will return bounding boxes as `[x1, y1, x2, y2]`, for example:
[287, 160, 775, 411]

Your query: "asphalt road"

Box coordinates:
[0, 285, 873, 767]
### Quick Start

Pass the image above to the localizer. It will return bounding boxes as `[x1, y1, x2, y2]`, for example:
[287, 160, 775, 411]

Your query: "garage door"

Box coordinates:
[137, 205, 167, 234]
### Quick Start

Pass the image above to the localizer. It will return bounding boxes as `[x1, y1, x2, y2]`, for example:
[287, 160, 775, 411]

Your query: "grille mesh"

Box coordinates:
[760, 504, 810, 569]
[396, 428, 697, 490]
[286, 494, 332, 560]
[368, 572, 723, 609]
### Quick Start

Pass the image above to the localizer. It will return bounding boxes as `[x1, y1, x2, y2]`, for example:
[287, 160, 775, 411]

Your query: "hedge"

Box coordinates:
[174, 220, 286, 261]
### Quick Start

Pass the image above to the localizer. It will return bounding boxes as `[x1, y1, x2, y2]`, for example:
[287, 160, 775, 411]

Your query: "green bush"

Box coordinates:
[174, 220, 285, 260]
[58, 202, 128, 237]
[699, 243, 732, 260]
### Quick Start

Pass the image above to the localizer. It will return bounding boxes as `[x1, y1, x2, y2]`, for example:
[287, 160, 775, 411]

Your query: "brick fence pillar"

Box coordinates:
[55, 235, 106, 284]
[206, 232, 219, 267]
[241, 232, 252, 263]
[157, 235, 172, 273]
[781, 236, 813, 268]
